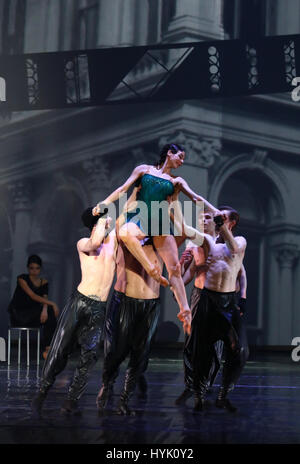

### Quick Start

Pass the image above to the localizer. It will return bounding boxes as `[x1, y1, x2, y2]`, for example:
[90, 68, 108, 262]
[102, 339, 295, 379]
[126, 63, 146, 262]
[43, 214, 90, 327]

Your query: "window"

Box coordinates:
[1, 0, 26, 54]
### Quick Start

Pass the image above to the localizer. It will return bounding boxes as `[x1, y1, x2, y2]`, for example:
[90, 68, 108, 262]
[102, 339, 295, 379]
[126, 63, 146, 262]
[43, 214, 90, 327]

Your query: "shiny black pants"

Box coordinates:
[184, 287, 249, 395]
[39, 290, 106, 401]
[102, 290, 160, 400]
[188, 286, 224, 389]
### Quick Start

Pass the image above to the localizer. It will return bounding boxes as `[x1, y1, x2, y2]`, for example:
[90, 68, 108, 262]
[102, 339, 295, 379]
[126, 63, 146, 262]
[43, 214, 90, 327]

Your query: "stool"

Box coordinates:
[8, 327, 40, 366]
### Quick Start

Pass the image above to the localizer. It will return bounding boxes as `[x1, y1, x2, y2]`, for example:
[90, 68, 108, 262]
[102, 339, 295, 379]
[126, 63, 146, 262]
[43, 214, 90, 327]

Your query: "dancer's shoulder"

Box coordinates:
[133, 164, 149, 174]
[234, 236, 247, 250]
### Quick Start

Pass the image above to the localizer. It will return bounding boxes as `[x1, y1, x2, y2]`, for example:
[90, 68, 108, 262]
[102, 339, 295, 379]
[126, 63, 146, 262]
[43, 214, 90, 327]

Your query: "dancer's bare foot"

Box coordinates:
[148, 264, 169, 287]
[42, 346, 50, 360]
[177, 309, 191, 335]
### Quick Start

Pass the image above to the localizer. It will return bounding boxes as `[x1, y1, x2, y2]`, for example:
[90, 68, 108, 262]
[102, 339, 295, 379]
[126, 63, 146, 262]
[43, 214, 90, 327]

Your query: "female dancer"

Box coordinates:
[94, 143, 218, 333]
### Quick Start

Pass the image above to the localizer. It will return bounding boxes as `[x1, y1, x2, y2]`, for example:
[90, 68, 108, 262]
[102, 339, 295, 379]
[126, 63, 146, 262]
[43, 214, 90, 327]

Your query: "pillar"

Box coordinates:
[9, 180, 32, 296]
[166, 0, 224, 42]
[274, 244, 299, 345]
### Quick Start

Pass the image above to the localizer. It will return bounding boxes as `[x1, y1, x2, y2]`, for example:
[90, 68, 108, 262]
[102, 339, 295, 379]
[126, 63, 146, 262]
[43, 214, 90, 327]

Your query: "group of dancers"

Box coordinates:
[32, 142, 249, 417]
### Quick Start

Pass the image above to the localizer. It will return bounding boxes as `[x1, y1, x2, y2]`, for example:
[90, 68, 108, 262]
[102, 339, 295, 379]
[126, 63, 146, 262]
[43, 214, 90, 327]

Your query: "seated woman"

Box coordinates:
[7, 254, 59, 359]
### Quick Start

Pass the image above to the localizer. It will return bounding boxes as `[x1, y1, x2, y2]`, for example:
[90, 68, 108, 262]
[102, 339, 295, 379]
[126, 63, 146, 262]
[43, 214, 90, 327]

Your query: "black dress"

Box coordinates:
[8, 274, 57, 348]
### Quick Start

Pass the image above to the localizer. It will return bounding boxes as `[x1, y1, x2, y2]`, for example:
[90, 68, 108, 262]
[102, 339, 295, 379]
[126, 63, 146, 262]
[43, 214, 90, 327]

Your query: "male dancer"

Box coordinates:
[32, 208, 117, 416]
[96, 226, 163, 416]
[171, 200, 249, 412]
[176, 209, 247, 405]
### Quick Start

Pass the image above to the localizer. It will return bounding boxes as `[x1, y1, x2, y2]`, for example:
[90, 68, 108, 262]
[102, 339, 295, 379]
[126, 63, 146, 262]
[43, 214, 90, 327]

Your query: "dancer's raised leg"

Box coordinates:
[119, 222, 169, 287]
[153, 235, 191, 333]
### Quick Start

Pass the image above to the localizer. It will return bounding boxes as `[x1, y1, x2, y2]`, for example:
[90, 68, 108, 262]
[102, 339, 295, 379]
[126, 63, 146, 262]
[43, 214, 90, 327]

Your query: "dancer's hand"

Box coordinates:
[92, 204, 101, 216]
[105, 216, 112, 229]
[40, 308, 48, 324]
[93, 202, 108, 216]
[52, 303, 60, 318]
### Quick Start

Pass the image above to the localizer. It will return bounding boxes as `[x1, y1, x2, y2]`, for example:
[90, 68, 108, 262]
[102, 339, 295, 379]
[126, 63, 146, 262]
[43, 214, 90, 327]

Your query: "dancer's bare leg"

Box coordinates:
[119, 223, 169, 287]
[153, 235, 191, 334]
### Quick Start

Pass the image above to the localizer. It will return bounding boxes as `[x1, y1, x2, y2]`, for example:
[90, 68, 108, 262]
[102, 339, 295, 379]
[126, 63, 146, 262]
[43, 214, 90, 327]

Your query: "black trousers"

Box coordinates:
[39, 290, 106, 401]
[188, 286, 224, 389]
[102, 290, 160, 399]
[184, 287, 249, 395]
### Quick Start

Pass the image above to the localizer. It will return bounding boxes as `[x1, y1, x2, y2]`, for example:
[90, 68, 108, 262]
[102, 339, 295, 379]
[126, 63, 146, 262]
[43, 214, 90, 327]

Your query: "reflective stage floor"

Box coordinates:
[0, 349, 300, 444]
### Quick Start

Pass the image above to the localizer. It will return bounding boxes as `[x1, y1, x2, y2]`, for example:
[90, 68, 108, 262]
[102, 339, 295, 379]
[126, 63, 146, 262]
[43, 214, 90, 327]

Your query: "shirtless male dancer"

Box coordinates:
[171, 200, 249, 413]
[96, 208, 164, 416]
[176, 209, 247, 405]
[32, 209, 117, 416]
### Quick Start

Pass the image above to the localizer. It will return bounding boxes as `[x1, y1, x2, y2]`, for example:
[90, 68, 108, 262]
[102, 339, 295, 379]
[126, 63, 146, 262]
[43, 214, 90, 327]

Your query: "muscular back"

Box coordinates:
[77, 231, 117, 301]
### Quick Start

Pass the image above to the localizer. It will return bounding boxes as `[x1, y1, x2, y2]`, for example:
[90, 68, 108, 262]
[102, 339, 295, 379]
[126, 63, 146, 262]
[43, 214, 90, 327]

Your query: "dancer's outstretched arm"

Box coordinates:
[115, 185, 140, 231]
[175, 177, 219, 214]
[77, 216, 111, 253]
[169, 196, 215, 249]
[95, 165, 147, 212]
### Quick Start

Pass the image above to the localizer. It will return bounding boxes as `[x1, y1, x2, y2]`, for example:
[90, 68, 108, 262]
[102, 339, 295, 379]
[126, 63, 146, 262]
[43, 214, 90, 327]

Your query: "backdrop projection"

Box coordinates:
[0, 0, 300, 350]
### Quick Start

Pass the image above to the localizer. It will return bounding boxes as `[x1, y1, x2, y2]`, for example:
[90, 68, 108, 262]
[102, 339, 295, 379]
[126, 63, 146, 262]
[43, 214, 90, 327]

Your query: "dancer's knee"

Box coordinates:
[168, 262, 181, 279]
[119, 224, 140, 243]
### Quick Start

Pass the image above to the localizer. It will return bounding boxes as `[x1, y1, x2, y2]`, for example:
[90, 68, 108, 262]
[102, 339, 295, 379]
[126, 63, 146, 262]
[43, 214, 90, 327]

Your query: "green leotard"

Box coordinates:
[125, 174, 175, 236]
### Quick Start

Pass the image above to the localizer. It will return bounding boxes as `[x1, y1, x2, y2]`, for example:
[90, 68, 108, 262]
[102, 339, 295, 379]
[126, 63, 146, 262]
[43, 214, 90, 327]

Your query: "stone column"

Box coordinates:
[135, 0, 150, 45]
[274, 244, 299, 345]
[9, 180, 32, 295]
[118, 0, 137, 46]
[97, 0, 126, 47]
[166, 0, 224, 42]
[43, 0, 61, 51]
[274, 1, 300, 36]
[265, 245, 280, 345]
[82, 156, 111, 205]
[24, 0, 48, 52]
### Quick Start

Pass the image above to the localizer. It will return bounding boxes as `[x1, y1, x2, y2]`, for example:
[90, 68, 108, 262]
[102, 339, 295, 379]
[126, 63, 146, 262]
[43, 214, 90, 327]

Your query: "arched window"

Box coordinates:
[1, 0, 26, 54]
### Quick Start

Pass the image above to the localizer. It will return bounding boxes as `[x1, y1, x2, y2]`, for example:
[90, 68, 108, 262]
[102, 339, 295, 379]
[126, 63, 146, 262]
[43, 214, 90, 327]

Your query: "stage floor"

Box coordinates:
[0, 349, 299, 444]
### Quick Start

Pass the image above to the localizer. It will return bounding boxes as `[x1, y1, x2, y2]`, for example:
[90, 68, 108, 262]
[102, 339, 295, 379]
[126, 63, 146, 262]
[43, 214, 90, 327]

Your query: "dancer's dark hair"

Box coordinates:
[156, 143, 184, 166]
[81, 207, 107, 232]
[218, 205, 240, 232]
[27, 255, 42, 268]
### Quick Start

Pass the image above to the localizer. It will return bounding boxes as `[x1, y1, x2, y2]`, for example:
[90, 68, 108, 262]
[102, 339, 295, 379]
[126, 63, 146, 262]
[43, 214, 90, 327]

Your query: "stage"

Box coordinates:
[0, 349, 299, 445]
